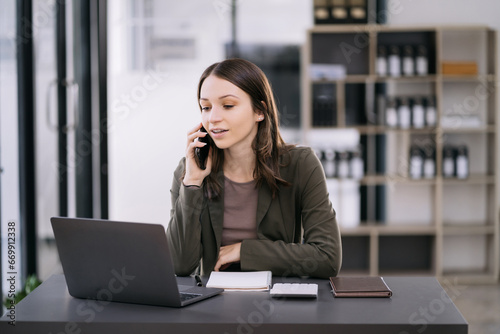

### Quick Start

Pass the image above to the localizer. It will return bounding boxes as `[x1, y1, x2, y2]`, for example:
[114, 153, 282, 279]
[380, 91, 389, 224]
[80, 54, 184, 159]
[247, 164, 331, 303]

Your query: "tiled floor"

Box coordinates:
[443, 282, 500, 334]
[37, 240, 500, 333]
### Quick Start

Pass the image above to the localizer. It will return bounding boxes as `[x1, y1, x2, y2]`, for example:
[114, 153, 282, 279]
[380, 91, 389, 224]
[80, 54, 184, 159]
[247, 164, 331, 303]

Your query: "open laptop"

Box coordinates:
[50, 217, 223, 307]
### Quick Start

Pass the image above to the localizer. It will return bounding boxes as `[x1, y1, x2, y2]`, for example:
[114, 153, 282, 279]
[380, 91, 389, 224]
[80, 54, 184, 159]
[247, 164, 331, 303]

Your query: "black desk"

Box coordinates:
[1, 275, 467, 334]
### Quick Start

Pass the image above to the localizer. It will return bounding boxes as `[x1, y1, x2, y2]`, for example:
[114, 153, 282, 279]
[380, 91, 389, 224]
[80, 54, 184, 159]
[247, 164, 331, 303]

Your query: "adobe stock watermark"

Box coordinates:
[385, 79, 496, 188]
[279, 105, 298, 127]
[47, 267, 135, 334]
[441, 79, 496, 129]
[224, 299, 275, 334]
[399, 277, 467, 334]
[52, 68, 168, 181]
[339, 0, 407, 64]
[7, 0, 63, 49]
[224, 235, 334, 334]
[109, 68, 169, 128]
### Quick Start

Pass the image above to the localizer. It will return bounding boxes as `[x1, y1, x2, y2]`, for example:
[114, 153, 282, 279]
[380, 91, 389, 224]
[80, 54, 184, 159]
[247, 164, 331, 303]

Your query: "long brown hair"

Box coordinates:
[197, 58, 292, 199]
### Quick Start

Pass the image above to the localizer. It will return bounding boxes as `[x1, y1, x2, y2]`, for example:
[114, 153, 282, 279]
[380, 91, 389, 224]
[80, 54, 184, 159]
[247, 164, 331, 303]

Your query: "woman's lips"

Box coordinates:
[210, 129, 228, 138]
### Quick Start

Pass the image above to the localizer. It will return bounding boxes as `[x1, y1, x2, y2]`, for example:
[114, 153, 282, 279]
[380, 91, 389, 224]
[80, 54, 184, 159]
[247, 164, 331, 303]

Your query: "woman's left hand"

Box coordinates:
[214, 243, 242, 271]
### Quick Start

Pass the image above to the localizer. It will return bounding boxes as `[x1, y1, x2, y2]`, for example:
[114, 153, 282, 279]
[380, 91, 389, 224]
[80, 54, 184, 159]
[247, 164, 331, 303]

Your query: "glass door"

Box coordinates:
[35, 0, 109, 280]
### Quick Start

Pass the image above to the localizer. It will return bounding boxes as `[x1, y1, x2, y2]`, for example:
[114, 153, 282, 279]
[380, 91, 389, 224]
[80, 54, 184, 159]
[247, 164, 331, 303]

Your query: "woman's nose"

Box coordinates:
[209, 106, 223, 123]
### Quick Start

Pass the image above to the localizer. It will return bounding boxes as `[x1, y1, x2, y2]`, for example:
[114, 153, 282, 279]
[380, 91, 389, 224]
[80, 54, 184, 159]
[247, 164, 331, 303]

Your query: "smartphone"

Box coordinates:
[195, 126, 213, 170]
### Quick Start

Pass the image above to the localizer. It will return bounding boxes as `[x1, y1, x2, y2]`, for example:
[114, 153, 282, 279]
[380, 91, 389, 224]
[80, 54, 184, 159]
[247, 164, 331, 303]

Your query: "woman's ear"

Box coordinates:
[260, 100, 267, 111]
[257, 101, 267, 122]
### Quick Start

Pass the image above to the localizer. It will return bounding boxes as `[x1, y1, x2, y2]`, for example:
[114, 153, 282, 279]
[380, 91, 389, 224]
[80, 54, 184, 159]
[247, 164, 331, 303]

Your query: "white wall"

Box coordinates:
[387, 0, 500, 28]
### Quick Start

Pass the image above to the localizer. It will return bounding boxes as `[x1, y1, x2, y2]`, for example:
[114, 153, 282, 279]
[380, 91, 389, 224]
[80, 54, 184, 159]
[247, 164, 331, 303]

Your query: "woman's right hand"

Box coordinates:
[183, 123, 213, 187]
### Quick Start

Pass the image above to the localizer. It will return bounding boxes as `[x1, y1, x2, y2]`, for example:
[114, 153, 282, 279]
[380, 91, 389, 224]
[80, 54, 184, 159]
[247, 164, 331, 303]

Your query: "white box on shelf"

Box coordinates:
[441, 115, 483, 128]
[310, 64, 346, 80]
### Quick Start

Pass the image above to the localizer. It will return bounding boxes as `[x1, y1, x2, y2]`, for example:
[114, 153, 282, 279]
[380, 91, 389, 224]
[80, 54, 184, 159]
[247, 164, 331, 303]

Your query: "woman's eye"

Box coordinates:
[223, 105, 234, 109]
[201, 106, 211, 111]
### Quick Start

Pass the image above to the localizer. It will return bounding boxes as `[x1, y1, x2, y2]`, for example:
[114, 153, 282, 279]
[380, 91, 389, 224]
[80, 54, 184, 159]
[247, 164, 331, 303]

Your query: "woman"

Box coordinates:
[167, 58, 341, 279]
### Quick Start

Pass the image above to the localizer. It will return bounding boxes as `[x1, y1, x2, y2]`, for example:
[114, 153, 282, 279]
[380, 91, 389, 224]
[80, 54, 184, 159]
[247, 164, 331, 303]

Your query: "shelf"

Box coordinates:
[309, 24, 491, 33]
[359, 174, 387, 184]
[383, 175, 438, 185]
[441, 74, 496, 82]
[340, 224, 436, 236]
[346, 126, 437, 134]
[326, 125, 493, 134]
[340, 225, 373, 236]
[442, 174, 495, 185]
[309, 24, 379, 33]
[379, 235, 434, 272]
[440, 125, 496, 133]
[304, 25, 499, 283]
[378, 225, 436, 235]
[443, 224, 496, 235]
[311, 75, 440, 83]
[373, 75, 439, 83]
[311, 76, 368, 84]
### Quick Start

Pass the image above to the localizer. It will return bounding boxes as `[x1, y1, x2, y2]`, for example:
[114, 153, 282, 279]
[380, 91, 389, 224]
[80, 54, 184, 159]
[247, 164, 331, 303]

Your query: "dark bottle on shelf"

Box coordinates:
[349, 0, 367, 22]
[331, 0, 348, 22]
[314, 0, 330, 24]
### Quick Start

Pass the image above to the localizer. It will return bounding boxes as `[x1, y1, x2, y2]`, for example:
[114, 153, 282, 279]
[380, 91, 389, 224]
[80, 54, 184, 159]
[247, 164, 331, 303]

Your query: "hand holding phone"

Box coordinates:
[194, 126, 213, 170]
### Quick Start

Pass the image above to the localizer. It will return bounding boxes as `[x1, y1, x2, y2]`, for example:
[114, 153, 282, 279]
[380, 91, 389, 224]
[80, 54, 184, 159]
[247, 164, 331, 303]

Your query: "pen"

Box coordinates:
[195, 275, 203, 287]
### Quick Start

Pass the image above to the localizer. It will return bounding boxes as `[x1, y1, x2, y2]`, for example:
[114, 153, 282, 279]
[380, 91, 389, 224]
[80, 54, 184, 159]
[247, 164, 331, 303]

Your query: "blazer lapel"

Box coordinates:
[256, 182, 273, 227]
[208, 172, 225, 248]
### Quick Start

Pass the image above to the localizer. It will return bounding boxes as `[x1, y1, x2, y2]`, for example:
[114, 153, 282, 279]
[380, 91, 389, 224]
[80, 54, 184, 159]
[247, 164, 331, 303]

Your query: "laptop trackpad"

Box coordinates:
[178, 284, 197, 293]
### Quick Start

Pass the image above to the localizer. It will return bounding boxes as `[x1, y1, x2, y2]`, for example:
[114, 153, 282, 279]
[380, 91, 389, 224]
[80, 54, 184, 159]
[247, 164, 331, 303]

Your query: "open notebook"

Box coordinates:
[206, 271, 272, 291]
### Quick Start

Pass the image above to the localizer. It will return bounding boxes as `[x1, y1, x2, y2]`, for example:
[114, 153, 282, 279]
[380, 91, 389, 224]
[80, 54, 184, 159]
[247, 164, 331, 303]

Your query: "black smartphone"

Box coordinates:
[195, 126, 213, 170]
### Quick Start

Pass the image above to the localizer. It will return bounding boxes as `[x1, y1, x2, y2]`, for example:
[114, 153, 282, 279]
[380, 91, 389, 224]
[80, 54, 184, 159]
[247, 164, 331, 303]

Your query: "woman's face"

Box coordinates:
[199, 75, 262, 151]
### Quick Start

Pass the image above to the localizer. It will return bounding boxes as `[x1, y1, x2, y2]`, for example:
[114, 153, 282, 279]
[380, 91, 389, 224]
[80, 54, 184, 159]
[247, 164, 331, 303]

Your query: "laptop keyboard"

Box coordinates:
[180, 292, 202, 302]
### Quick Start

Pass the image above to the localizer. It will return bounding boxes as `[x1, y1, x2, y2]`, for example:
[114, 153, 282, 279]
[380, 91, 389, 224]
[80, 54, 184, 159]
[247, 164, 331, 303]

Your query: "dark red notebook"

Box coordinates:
[329, 276, 393, 297]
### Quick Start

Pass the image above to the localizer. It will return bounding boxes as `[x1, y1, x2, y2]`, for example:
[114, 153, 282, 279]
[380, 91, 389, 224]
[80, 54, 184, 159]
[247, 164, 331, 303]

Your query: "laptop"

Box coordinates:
[50, 216, 223, 307]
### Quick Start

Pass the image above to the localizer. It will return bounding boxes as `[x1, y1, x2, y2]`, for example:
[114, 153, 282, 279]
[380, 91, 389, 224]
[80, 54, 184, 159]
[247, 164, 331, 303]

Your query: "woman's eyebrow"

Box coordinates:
[218, 94, 239, 100]
[200, 94, 240, 102]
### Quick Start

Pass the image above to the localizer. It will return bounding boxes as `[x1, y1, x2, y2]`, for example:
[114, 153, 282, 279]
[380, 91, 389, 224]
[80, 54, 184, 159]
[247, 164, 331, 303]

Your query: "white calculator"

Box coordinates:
[269, 283, 318, 298]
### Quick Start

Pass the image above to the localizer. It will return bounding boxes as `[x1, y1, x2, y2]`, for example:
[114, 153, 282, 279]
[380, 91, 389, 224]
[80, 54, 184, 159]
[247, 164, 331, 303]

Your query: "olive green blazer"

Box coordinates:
[166, 146, 342, 279]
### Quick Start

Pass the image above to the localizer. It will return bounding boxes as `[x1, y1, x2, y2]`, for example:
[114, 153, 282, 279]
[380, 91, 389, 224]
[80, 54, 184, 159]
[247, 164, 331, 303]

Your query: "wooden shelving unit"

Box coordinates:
[301, 25, 499, 283]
